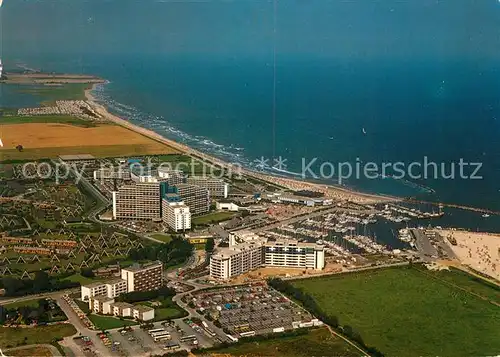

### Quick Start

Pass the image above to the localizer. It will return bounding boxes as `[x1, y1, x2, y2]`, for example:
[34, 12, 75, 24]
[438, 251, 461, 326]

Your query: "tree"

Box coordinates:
[81, 268, 95, 278]
[205, 238, 215, 252]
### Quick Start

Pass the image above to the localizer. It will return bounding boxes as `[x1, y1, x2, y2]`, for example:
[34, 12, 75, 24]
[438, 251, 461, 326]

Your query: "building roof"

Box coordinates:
[83, 282, 106, 289]
[91, 295, 114, 303]
[106, 278, 127, 285]
[111, 302, 133, 309]
[122, 261, 162, 272]
[133, 305, 154, 313]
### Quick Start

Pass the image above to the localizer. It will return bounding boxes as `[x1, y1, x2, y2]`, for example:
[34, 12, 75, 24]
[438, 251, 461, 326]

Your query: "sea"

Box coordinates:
[1, 0, 500, 234]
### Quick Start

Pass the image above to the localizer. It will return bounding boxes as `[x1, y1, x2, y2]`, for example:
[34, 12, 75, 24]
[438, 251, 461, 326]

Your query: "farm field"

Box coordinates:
[0, 324, 77, 349]
[199, 328, 362, 357]
[291, 266, 500, 357]
[0, 116, 178, 161]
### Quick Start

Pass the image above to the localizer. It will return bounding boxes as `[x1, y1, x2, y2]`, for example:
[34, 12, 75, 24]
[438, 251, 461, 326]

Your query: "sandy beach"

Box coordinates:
[439, 229, 500, 281]
[85, 84, 395, 204]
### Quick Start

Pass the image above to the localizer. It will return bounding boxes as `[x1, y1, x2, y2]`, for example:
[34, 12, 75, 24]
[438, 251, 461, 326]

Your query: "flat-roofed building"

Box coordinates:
[162, 198, 191, 232]
[210, 233, 325, 280]
[176, 184, 210, 215]
[81, 282, 107, 301]
[157, 168, 186, 185]
[112, 182, 161, 220]
[88, 295, 114, 314]
[110, 302, 133, 317]
[210, 240, 264, 280]
[106, 279, 128, 298]
[186, 177, 229, 198]
[132, 305, 155, 321]
[264, 239, 325, 270]
[121, 261, 163, 292]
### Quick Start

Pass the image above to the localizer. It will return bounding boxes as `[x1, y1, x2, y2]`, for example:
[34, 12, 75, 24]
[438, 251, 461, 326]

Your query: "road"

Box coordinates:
[56, 296, 113, 357]
[0, 288, 80, 306]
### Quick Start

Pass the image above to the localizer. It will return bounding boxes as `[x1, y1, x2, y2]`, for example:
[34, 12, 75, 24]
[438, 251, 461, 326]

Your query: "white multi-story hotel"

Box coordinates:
[210, 230, 325, 280]
[264, 239, 325, 270]
[162, 198, 191, 232]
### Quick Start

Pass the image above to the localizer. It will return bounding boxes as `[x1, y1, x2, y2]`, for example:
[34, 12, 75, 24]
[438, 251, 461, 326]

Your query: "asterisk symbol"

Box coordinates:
[273, 156, 287, 171]
[254, 156, 269, 171]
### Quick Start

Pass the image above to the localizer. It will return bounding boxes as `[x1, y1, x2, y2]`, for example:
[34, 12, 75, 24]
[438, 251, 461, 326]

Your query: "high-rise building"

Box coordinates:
[162, 197, 191, 232]
[210, 241, 264, 280]
[209, 232, 325, 280]
[176, 184, 210, 215]
[112, 182, 161, 220]
[264, 239, 325, 270]
[185, 177, 229, 198]
[158, 168, 186, 185]
[121, 261, 163, 292]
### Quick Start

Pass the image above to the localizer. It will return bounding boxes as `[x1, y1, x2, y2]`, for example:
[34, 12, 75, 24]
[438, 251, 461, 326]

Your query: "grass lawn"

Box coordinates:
[7, 346, 53, 357]
[74, 299, 91, 314]
[291, 266, 500, 357]
[15, 83, 92, 104]
[0, 324, 77, 348]
[4, 299, 41, 309]
[1, 144, 176, 162]
[200, 328, 362, 357]
[0, 115, 96, 127]
[62, 273, 100, 285]
[192, 211, 236, 225]
[150, 234, 173, 243]
[154, 307, 187, 321]
[88, 314, 138, 330]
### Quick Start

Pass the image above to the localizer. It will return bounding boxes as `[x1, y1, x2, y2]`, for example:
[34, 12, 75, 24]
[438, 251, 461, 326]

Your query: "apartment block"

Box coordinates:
[88, 295, 114, 314]
[264, 239, 325, 270]
[112, 182, 161, 220]
[176, 184, 210, 215]
[121, 261, 163, 292]
[210, 233, 325, 280]
[132, 305, 155, 321]
[186, 177, 229, 198]
[162, 198, 191, 232]
[106, 279, 128, 297]
[210, 241, 264, 280]
[81, 282, 108, 301]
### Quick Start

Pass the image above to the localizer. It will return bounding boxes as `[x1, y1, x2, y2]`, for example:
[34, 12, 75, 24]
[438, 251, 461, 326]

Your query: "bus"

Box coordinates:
[153, 333, 171, 342]
[148, 328, 166, 335]
[180, 335, 197, 343]
[150, 331, 169, 338]
[239, 331, 256, 337]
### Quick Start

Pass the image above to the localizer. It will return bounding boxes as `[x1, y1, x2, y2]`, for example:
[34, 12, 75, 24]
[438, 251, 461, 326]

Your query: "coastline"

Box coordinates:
[84, 84, 396, 204]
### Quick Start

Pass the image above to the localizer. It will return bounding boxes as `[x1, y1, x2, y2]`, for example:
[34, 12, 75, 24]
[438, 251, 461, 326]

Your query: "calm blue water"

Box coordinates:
[1, 0, 500, 230]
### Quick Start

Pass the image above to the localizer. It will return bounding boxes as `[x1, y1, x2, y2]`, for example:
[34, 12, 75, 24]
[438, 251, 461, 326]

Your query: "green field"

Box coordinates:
[154, 307, 186, 321]
[291, 266, 500, 357]
[3, 299, 41, 309]
[0, 144, 174, 162]
[150, 234, 173, 243]
[0, 324, 77, 348]
[192, 211, 236, 225]
[62, 274, 101, 285]
[0, 115, 96, 127]
[15, 83, 92, 105]
[199, 328, 361, 357]
[88, 314, 138, 330]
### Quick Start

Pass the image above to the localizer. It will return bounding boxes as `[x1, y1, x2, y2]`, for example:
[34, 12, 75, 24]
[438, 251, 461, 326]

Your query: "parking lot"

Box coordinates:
[188, 282, 319, 337]
[104, 320, 215, 356]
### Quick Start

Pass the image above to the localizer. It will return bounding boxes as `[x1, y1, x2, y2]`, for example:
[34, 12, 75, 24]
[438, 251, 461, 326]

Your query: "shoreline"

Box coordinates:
[85, 83, 395, 204]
